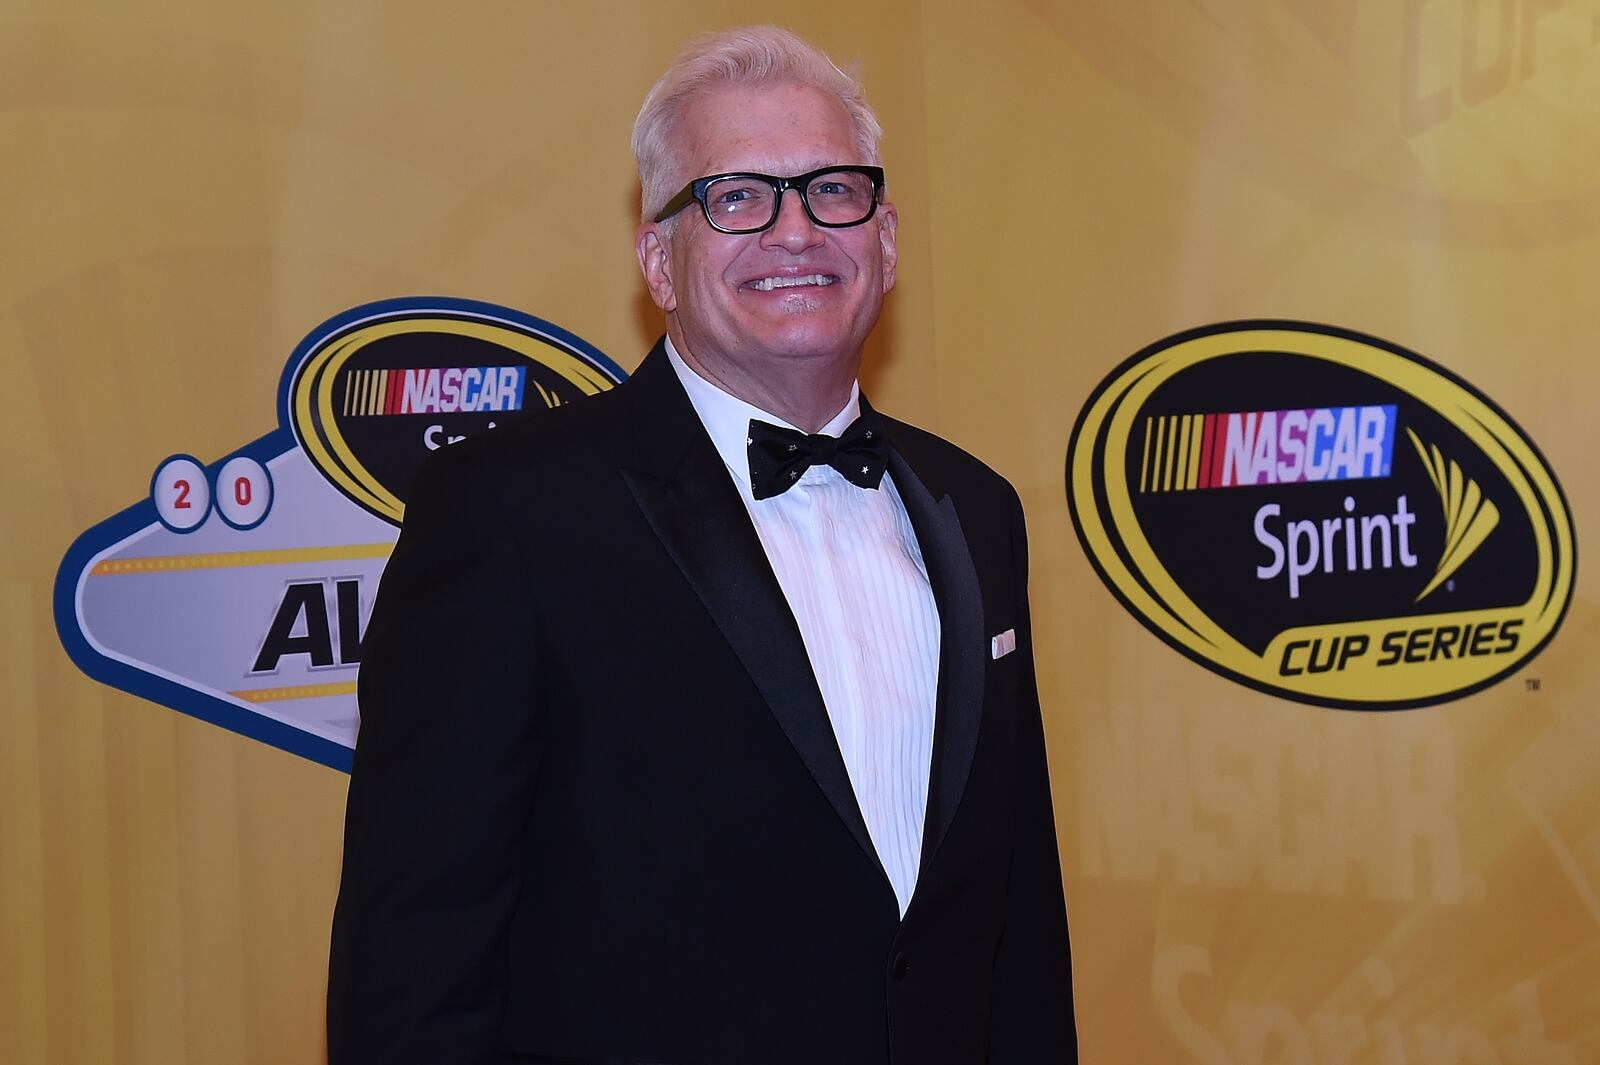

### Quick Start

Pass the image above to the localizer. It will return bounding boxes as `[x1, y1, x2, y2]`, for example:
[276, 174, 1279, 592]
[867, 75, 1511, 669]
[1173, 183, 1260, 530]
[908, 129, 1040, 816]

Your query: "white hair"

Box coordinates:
[632, 26, 884, 224]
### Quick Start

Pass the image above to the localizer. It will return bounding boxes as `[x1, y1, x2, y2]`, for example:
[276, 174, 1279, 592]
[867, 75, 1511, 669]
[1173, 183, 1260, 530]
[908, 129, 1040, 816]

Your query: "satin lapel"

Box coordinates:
[884, 434, 986, 868]
[617, 345, 881, 874]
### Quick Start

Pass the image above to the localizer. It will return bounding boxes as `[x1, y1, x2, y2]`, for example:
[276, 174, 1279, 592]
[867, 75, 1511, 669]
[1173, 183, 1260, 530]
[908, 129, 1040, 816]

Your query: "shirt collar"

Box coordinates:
[664, 335, 861, 497]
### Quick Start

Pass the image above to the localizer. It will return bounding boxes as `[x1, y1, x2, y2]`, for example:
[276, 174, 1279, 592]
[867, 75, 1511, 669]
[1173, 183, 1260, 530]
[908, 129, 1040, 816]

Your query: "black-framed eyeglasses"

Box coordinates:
[653, 165, 885, 234]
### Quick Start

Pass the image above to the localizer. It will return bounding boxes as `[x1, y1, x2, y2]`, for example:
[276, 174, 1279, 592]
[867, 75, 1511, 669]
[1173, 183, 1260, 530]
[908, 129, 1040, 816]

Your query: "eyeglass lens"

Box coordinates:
[704, 170, 876, 232]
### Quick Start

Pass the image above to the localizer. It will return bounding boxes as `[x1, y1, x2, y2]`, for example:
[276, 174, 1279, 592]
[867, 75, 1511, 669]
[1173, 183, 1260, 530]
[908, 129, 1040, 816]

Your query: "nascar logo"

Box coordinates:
[1140, 405, 1396, 492]
[341, 366, 530, 416]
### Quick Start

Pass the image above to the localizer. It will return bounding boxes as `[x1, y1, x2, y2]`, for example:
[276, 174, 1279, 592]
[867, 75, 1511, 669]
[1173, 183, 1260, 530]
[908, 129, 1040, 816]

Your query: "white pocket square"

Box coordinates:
[990, 628, 1017, 659]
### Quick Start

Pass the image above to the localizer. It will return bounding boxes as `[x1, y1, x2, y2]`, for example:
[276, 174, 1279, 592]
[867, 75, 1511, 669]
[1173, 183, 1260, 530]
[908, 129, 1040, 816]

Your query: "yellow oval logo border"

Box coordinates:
[284, 299, 624, 525]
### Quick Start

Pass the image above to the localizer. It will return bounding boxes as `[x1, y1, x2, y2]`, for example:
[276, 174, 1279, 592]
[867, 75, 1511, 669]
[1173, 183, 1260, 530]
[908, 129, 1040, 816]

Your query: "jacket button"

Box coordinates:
[890, 951, 911, 980]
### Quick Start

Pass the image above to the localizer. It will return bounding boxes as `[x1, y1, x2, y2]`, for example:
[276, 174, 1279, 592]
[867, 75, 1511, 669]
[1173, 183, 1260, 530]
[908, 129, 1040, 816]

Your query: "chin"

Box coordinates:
[757, 326, 856, 362]
[747, 310, 864, 358]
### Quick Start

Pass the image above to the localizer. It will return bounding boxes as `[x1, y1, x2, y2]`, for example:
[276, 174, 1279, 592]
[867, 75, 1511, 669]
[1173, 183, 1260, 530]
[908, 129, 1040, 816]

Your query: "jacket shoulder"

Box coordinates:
[883, 414, 1021, 509]
[416, 380, 633, 483]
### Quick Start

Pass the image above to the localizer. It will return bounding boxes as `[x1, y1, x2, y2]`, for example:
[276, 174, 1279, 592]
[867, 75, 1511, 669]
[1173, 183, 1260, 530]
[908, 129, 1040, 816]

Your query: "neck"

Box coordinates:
[667, 327, 858, 433]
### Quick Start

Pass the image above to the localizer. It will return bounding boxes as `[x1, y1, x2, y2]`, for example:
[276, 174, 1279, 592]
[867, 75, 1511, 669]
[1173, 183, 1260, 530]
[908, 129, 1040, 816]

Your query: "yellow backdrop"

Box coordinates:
[3, 1, 1597, 1062]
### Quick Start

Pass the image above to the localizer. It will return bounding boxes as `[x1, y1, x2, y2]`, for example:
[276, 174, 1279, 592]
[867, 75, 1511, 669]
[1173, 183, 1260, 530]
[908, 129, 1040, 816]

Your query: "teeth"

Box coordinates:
[750, 274, 835, 292]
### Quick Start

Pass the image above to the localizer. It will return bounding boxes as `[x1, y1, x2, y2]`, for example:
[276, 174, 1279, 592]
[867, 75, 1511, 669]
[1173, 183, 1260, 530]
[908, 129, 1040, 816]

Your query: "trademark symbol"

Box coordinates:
[1525, 678, 1541, 692]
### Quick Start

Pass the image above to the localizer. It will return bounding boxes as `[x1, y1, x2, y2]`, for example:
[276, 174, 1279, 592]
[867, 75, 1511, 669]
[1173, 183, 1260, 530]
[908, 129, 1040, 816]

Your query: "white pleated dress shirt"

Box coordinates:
[666, 338, 941, 915]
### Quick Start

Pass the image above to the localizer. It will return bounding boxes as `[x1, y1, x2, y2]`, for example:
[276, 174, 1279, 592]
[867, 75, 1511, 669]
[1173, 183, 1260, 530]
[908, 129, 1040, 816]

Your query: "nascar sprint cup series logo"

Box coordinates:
[1066, 322, 1574, 709]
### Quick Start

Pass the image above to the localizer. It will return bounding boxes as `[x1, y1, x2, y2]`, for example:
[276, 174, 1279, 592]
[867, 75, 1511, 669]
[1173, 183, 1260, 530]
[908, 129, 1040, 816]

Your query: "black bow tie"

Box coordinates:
[747, 412, 890, 500]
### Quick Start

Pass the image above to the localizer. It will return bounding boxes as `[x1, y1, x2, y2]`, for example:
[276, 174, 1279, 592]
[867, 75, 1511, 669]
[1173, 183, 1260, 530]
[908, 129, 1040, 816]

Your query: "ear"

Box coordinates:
[636, 224, 677, 312]
[875, 202, 899, 295]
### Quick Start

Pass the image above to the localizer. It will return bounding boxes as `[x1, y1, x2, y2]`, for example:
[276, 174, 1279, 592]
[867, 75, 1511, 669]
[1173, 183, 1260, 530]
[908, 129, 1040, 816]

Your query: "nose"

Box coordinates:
[759, 187, 825, 253]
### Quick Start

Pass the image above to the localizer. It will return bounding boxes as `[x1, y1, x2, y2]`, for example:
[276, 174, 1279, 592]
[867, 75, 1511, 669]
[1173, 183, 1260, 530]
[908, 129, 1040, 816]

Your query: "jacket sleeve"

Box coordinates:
[988, 487, 1078, 1063]
[328, 447, 541, 1065]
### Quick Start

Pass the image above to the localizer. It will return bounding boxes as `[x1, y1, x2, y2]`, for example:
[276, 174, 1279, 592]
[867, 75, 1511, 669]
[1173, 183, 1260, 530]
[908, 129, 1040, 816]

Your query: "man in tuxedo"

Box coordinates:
[328, 25, 1076, 1065]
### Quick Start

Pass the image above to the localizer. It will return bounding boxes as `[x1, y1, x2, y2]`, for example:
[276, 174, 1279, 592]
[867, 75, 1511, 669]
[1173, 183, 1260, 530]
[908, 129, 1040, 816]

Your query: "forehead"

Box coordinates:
[674, 82, 861, 176]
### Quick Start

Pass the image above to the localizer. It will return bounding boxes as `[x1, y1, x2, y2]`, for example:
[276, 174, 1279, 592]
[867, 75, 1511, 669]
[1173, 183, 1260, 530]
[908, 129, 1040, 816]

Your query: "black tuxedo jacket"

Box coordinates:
[328, 341, 1076, 1065]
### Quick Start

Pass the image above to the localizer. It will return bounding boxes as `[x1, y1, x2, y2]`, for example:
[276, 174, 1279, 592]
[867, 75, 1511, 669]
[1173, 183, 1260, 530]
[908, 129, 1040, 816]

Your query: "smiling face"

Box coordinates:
[637, 82, 897, 412]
